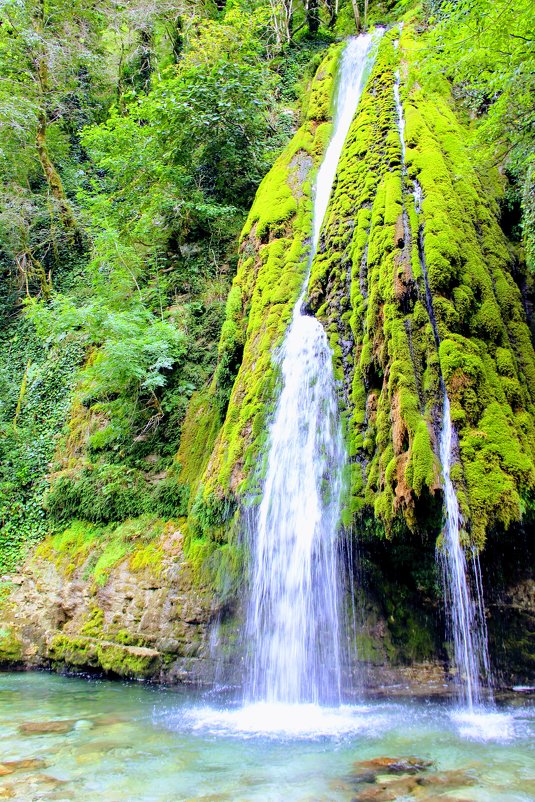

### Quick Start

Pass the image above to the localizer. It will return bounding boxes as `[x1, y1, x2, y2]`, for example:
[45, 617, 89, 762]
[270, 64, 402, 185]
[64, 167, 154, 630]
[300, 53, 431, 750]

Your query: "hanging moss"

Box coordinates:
[400, 23, 535, 547]
[309, 32, 441, 536]
[309, 24, 534, 545]
[175, 25, 534, 560]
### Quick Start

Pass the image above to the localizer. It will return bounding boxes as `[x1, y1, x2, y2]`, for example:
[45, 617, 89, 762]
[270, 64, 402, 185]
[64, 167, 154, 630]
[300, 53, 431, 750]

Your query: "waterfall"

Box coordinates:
[245, 34, 380, 705]
[393, 65, 492, 709]
[438, 395, 492, 708]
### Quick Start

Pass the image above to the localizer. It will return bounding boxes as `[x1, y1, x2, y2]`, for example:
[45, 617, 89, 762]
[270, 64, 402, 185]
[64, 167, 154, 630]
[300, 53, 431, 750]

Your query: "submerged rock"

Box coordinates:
[348, 769, 377, 784]
[418, 797, 473, 802]
[18, 719, 76, 735]
[2, 758, 48, 772]
[350, 761, 477, 802]
[352, 776, 419, 801]
[416, 769, 477, 789]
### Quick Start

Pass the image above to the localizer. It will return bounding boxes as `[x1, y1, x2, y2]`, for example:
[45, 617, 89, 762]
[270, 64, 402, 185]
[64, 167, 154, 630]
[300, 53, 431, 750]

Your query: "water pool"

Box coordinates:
[0, 672, 533, 801]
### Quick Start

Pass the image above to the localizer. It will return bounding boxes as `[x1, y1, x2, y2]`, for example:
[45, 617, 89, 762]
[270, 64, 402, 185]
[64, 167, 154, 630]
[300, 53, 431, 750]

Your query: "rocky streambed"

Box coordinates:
[0, 671, 533, 801]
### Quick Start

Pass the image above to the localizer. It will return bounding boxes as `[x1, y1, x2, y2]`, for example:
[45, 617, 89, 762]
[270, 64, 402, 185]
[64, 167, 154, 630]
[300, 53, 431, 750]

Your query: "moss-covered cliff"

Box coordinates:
[308, 26, 535, 545]
[177, 43, 346, 559]
[183, 24, 534, 558]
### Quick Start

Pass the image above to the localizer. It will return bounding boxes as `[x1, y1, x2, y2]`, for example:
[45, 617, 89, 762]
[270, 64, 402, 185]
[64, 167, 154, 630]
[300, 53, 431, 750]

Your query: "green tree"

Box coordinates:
[426, 0, 535, 268]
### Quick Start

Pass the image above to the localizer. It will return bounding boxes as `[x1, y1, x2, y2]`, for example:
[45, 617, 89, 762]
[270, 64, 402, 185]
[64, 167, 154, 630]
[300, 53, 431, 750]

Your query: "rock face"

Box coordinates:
[0, 518, 533, 685]
[0, 522, 217, 683]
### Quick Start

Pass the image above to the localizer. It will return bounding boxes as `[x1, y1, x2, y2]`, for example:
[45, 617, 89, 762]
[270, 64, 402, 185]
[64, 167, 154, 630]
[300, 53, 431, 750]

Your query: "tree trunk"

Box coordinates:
[35, 112, 78, 235]
[324, 0, 337, 28]
[306, 0, 321, 35]
[138, 27, 154, 91]
[351, 0, 361, 31]
[34, 0, 79, 239]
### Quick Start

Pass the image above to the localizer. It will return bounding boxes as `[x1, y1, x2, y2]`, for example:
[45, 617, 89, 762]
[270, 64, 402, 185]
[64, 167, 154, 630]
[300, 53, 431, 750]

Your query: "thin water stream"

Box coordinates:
[393, 63, 492, 709]
[246, 33, 381, 706]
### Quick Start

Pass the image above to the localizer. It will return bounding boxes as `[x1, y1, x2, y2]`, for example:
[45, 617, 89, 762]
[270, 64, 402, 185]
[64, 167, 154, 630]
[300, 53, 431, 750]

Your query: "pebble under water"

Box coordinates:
[0, 672, 533, 801]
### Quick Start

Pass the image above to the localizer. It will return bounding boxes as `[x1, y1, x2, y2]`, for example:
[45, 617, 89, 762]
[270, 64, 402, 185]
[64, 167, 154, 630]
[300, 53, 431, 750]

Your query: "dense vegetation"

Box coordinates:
[0, 0, 533, 577]
[0, 0, 339, 571]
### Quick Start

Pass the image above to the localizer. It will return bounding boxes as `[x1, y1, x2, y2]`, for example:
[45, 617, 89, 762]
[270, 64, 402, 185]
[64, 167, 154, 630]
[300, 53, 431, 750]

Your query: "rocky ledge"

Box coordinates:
[0, 521, 218, 684]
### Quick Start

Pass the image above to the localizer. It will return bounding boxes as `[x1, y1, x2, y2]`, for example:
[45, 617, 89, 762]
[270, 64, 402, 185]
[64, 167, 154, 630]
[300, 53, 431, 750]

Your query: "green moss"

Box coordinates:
[175, 44, 345, 530]
[0, 625, 23, 663]
[35, 515, 169, 586]
[46, 464, 153, 525]
[49, 634, 160, 679]
[175, 388, 221, 501]
[306, 23, 535, 544]
[80, 607, 104, 637]
[174, 23, 535, 565]
[460, 402, 535, 546]
[129, 541, 165, 575]
[406, 421, 438, 497]
[308, 34, 443, 534]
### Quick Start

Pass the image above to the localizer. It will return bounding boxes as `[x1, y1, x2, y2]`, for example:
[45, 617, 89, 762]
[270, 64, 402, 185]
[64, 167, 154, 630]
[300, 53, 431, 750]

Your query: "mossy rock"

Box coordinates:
[48, 634, 161, 679]
[0, 626, 24, 664]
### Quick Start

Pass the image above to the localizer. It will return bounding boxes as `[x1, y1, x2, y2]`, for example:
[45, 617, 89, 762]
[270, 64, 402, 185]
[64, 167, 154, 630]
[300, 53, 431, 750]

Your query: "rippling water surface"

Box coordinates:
[0, 672, 533, 801]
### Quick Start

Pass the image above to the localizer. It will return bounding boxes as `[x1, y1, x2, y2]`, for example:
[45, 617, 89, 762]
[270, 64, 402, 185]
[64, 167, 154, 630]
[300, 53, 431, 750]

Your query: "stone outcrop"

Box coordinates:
[0, 521, 217, 683]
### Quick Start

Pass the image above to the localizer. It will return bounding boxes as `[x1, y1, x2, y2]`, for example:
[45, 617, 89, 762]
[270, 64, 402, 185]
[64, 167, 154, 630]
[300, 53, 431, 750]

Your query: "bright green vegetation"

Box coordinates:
[34, 516, 169, 585]
[0, 0, 346, 573]
[424, 0, 535, 273]
[0, 0, 533, 675]
[307, 25, 535, 545]
[182, 18, 534, 556]
[201, 44, 343, 496]
[172, 43, 346, 568]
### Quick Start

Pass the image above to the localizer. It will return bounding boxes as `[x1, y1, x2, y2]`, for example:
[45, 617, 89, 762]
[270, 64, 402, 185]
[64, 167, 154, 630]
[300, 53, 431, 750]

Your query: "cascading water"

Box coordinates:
[439, 395, 492, 709]
[245, 34, 380, 706]
[393, 62, 492, 709]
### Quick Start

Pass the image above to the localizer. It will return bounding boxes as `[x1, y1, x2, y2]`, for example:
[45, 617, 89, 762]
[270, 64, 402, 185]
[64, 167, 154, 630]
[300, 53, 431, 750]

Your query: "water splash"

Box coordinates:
[393, 64, 492, 709]
[245, 34, 381, 705]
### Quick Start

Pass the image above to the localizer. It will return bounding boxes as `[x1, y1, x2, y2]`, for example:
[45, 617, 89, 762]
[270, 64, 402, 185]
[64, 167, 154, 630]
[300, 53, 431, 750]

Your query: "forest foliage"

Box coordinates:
[0, 0, 533, 571]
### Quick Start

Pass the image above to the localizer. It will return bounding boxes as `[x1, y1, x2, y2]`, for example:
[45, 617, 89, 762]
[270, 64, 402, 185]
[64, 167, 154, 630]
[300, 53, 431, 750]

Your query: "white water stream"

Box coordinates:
[393, 63, 492, 709]
[439, 395, 492, 708]
[245, 34, 380, 705]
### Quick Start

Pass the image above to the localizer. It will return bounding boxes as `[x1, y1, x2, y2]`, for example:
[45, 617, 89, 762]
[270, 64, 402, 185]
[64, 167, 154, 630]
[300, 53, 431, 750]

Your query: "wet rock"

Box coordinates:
[353, 755, 433, 775]
[92, 714, 127, 728]
[352, 776, 419, 801]
[348, 769, 377, 784]
[3, 758, 48, 772]
[31, 774, 66, 787]
[0, 529, 214, 683]
[19, 719, 76, 735]
[416, 769, 476, 789]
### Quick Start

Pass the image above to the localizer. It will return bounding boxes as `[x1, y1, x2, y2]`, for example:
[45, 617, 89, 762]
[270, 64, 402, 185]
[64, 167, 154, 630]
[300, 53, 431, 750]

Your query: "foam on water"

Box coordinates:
[177, 702, 386, 740]
[450, 708, 516, 742]
[1, 674, 533, 801]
